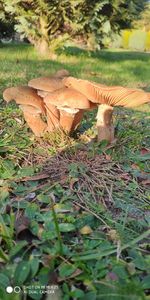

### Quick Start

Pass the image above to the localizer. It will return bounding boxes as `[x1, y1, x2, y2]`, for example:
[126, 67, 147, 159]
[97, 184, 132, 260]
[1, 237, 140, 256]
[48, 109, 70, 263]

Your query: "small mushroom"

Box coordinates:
[43, 87, 92, 133]
[64, 77, 150, 142]
[3, 86, 48, 136]
[3, 86, 46, 114]
[19, 105, 47, 137]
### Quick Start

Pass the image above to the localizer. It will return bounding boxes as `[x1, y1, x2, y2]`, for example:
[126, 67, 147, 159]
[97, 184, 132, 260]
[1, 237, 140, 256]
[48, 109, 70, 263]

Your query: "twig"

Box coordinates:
[73, 200, 109, 227]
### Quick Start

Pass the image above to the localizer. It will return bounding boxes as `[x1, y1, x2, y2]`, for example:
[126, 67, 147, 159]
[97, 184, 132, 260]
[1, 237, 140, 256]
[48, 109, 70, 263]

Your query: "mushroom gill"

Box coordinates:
[64, 76, 150, 142]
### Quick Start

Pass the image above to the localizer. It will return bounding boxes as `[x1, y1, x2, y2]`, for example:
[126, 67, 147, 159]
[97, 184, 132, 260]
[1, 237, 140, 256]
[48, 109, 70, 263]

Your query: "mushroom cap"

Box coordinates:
[43, 87, 91, 109]
[37, 90, 49, 98]
[89, 102, 97, 110]
[63, 77, 150, 107]
[3, 86, 46, 114]
[19, 105, 42, 114]
[28, 77, 64, 92]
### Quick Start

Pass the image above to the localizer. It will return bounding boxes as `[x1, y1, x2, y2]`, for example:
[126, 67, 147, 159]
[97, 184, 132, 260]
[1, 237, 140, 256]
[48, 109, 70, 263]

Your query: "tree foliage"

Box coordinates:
[0, 0, 147, 53]
[132, 2, 150, 31]
[0, 1, 15, 39]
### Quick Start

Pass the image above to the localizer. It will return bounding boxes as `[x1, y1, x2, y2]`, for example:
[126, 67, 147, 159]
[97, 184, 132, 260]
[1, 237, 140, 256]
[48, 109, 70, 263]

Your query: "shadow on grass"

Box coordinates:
[1, 44, 150, 89]
[57, 46, 150, 62]
[1, 44, 150, 101]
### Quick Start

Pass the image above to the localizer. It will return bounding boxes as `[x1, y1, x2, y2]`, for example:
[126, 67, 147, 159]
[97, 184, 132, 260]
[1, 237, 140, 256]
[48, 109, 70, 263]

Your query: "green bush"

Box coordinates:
[111, 29, 150, 51]
[128, 30, 147, 51]
[110, 33, 122, 48]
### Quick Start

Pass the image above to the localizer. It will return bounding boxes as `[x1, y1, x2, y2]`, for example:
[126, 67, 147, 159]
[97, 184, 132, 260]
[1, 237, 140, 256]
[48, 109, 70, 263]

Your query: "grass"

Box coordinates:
[0, 43, 150, 300]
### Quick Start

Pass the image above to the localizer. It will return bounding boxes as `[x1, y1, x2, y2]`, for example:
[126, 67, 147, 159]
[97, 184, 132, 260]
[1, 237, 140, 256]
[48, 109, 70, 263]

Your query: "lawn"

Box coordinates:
[0, 44, 150, 300]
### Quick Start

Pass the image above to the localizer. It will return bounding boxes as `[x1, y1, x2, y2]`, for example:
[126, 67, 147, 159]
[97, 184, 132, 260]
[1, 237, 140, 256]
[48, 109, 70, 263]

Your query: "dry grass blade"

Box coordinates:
[42, 149, 149, 220]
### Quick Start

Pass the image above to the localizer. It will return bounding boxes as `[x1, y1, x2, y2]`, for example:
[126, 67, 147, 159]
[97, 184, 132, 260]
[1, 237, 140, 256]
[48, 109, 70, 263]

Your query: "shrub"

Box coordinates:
[128, 30, 147, 51]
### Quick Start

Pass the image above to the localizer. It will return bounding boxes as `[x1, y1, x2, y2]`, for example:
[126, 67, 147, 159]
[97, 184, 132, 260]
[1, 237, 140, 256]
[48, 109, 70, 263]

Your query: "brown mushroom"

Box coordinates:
[3, 86, 49, 136]
[43, 87, 92, 133]
[28, 77, 64, 93]
[19, 105, 47, 137]
[3, 86, 46, 115]
[28, 69, 69, 95]
[64, 77, 150, 142]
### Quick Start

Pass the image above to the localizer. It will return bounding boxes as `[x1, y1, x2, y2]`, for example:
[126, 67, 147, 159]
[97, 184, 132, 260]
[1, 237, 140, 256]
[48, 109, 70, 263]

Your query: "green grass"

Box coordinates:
[0, 43, 150, 300]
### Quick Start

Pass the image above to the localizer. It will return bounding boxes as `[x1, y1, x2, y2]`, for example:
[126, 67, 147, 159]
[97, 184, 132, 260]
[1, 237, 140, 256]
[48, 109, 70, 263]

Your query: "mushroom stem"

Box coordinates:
[72, 110, 84, 131]
[20, 105, 47, 137]
[45, 104, 60, 132]
[96, 104, 114, 143]
[59, 107, 82, 133]
[59, 110, 77, 133]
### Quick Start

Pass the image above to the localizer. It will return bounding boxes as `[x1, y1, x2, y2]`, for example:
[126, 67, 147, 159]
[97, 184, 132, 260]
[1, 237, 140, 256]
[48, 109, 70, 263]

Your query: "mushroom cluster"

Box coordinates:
[3, 71, 150, 142]
[3, 70, 96, 137]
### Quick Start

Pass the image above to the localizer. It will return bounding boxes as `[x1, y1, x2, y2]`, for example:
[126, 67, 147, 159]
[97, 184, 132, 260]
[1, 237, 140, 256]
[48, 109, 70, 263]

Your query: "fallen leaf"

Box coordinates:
[131, 164, 140, 170]
[37, 224, 44, 239]
[0, 186, 10, 201]
[140, 148, 150, 155]
[42, 254, 54, 267]
[138, 172, 150, 180]
[54, 204, 71, 213]
[107, 229, 119, 242]
[60, 175, 68, 184]
[14, 118, 22, 124]
[80, 225, 93, 235]
[127, 262, 136, 275]
[58, 267, 82, 282]
[69, 178, 79, 190]
[25, 192, 36, 200]
[16, 173, 50, 182]
[15, 216, 30, 236]
[106, 272, 118, 281]
[141, 179, 150, 185]
[105, 154, 111, 161]
[120, 173, 131, 180]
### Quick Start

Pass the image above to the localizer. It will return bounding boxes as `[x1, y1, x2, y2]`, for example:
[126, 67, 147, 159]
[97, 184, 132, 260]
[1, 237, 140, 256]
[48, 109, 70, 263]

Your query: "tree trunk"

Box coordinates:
[96, 104, 114, 143]
[36, 39, 49, 56]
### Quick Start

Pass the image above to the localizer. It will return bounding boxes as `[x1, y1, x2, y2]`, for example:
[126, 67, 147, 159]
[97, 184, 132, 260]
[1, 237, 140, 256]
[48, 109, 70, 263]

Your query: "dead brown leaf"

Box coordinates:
[15, 215, 30, 236]
[141, 179, 150, 185]
[140, 147, 150, 155]
[57, 268, 83, 282]
[131, 164, 140, 170]
[17, 173, 50, 182]
[106, 272, 118, 281]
